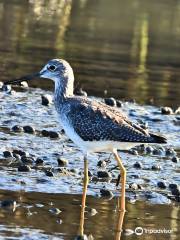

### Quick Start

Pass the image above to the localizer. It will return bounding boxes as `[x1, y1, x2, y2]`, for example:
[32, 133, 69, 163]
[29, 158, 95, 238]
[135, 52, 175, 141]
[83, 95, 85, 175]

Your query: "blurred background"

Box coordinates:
[0, 0, 180, 106]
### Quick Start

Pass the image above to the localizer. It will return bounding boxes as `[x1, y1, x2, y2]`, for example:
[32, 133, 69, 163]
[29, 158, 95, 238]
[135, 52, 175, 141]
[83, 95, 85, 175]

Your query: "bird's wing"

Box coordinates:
[65, 98, 154, 143]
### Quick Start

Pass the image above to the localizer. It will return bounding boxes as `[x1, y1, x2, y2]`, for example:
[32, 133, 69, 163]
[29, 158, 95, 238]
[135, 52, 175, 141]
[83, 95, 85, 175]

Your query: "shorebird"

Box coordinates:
[5, 59, 167, 237]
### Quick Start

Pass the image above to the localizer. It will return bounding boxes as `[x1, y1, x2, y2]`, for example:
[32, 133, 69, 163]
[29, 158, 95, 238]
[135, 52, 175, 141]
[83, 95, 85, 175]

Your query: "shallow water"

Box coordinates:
[0, 189, 179, 240]
[0, 0, 180, 107]
[0, 0, 180, 239]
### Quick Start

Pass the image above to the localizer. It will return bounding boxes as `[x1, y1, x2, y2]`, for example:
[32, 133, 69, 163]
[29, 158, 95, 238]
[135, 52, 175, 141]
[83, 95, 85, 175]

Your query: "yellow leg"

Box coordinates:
[78, 155, 89, 236]
[115, 208, 125, 240]
[113, 149, 126, 211]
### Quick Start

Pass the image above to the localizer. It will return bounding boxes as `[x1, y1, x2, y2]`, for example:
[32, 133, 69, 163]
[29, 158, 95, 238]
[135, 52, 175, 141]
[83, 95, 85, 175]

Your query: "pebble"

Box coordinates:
[161, 107, 173, 115]
[18, 165, 31, 172]
[97, 171, 111, 178]
[97, 160, 106, 168]
[57, 158, 68, 167]
[166, 148, 176, 156]
[0, 81, 3, 89]
[175, 107, 180, 114]
[12, 125, 23, 133]
[45, 170, 54, 177]
[88, 208, 97, 216]
[129, 183, 138, 190]
[41, 94, 53, 106]
[1, 199, 16, 211]
[171, 187, 180, 196]
[13, 153, 21, 161]
[153, 148, 163, 156]
[2, 84, 11, 93]
[21, 156, 34, 164]
[49, 207, 61, 215]
[13, 149, 28, 157]
[23, 125, 35, 134]
[49, 131, 60, 139]
[133, 162, 142, 169]
[104, 97, 116, 107]
[157, 181, 167, 189]
[151, 164, 161, 171]
[20, 81, 29, 88]
[100, 189, 113, 198]
[41, 129, 50, 137]
[3, 151, 13, 158]
[75, 88, 87, 97]
[171, 156, 179, 163]
[130, 149, 138, 155]
[169, 183, 178, 190]
[74, 235, 88, 240]
[35, 158, 44, 165]
[116, 100, 123, 107]
[146, 146, 154, 154]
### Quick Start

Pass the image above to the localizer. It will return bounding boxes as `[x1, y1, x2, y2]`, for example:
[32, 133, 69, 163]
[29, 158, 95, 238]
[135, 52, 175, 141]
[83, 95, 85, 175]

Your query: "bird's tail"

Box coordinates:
[150, 133, 167, 144]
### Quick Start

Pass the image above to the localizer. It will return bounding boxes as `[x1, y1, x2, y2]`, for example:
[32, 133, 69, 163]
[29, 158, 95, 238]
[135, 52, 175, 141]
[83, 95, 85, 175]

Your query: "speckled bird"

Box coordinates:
[5, 59, 167, 237]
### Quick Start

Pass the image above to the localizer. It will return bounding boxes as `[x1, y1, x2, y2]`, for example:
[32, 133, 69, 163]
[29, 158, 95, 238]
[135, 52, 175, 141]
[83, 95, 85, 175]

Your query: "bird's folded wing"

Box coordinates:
[66, 99, 152, 142]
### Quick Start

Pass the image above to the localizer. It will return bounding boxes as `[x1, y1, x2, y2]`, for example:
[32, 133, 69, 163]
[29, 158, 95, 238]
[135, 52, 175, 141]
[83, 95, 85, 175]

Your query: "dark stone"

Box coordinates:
[49, 131, 60, 139]
[146, 146, 154, 154]
[21, 156, 34, 164]
[97, 171, 111, 178]
[12, 125, 23, 133]
[157, 181, 167, 189]
[74, 235, 88, 240]
[116, 100, 123, 107]
[100, 189, 113, 198]
[18, 165, 31, 172]
[153, 148, 163, 155]
[166, 148, 176, 156]
[57, 158, 68, 167]
[97, 160, 106, 168]
[35, 158, 44, 165]
[1, 199, 16, 211]
[12, 153, 21, 161]
[130, 149, 138, 155]
[171, 156, 179, 163]
[104, 97, 116, 107]
[23, 125, 35, 134]
[3, 151, 13, 158]
[2, 84, 11, 93]
[169, 183, 178, 189]
[13, 149, 27, 157]
[151, 164, 161, 171]
[41, 94, 53, 106]
[41, 130, 50, 137]
[161, 107, 173, 115]
[88, 170, 93, 177]
[45, 170, 54, 177]
[171, 188, 180, 196]
[133, 162, 142, 169]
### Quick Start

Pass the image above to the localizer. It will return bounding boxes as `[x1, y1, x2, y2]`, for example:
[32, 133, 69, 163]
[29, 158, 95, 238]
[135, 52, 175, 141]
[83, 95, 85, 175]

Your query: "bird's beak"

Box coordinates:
[4, 72, 41, 85]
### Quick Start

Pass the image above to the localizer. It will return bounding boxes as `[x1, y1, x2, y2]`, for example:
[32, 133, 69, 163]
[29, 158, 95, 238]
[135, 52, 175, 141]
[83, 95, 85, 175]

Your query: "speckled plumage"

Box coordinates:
[56, 96, 165, 143]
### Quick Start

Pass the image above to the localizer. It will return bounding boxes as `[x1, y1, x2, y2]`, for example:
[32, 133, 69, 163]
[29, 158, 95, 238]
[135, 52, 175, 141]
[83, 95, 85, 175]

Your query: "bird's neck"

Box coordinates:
[54, 75, 74, 109]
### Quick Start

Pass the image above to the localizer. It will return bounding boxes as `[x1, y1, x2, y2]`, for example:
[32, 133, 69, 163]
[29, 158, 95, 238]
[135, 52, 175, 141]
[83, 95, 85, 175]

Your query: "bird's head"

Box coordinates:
[5, 59, 74, 85]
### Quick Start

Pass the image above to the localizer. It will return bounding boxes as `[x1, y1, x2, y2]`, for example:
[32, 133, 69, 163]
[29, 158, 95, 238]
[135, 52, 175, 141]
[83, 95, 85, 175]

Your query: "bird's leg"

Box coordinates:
[78, 154, 89, 236]
[115, 208, 125, 240]
[113, 149, 126, 212]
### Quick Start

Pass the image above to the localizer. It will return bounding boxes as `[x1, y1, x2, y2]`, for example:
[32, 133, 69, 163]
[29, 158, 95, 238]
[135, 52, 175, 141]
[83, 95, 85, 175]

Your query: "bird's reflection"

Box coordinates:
[76, 195, 126, 240]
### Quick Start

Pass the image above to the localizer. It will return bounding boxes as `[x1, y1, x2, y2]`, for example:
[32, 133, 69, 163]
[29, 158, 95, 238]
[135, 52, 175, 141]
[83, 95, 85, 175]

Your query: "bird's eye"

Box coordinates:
[48, 65, 56, 71]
